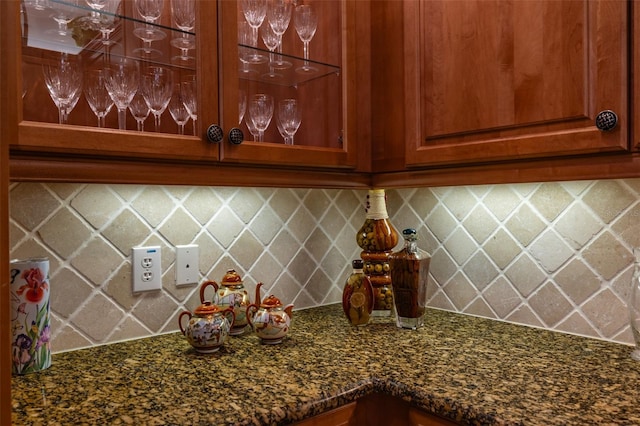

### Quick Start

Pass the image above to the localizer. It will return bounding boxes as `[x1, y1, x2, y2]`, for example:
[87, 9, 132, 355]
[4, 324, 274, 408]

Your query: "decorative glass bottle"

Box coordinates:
[389, 228, 431, 329]
[628, 247, 640, 360]
[356, 189, 399, 317]
[342, 259, 374, 326]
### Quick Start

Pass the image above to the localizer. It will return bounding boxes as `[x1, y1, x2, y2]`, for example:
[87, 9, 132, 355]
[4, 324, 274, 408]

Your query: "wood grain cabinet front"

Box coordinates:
[294, 393, 460, 426]
[372, 0, 629, 173]
[5, 0, 368, 183]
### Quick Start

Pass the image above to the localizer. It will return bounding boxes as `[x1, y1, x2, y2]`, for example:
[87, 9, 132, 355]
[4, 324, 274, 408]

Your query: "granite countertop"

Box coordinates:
[11, 304, 640, 425]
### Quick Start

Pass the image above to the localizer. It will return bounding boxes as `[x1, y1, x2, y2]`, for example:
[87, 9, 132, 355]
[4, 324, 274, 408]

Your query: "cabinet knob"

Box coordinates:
[228, 128, 244, 145]
[206, 124, 224, 143]
[595, 110, 618, 131]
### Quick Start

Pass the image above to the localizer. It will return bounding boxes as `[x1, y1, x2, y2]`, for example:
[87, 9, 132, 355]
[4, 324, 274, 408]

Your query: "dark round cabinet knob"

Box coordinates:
[206, 124, 224, 143]
[228, 127, 244, 145]
[595, 110, 618, 132]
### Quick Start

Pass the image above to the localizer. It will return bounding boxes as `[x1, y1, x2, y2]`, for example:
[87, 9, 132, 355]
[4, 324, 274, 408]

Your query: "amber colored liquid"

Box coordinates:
[390, 254, 430, 319]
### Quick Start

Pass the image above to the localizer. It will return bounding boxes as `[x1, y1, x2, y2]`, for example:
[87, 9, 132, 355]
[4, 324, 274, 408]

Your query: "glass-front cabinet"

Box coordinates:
[10, 0, 358, 170]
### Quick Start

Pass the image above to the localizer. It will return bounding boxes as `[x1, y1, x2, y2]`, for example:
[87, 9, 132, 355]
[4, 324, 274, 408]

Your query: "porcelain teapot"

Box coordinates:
[178, 301, 235, 354]
[246, 282, 294, 345]
[200, 269, 252, 336]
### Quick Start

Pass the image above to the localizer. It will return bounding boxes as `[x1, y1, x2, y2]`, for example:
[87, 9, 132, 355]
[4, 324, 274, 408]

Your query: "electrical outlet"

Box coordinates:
[175, 244, 199, 286]
[132, 246, 162, 292]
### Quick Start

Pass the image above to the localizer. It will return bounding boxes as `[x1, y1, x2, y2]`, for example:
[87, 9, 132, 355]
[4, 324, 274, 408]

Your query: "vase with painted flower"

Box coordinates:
[10, 258, 52, 375]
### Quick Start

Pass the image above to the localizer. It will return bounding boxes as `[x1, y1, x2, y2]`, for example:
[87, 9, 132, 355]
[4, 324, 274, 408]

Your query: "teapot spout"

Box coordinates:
[284, 304, 294, 318]
[254, 282, 264, 305]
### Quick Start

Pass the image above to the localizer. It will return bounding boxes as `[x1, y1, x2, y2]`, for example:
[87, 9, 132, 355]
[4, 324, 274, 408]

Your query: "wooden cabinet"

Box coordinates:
[372, 0, 629, 175]
[6, 0, 370, 186]
[294, 393, 459, 426]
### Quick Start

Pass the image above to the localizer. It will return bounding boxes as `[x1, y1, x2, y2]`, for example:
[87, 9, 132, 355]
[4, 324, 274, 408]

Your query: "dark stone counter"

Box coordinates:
[11, 304, 640, 425]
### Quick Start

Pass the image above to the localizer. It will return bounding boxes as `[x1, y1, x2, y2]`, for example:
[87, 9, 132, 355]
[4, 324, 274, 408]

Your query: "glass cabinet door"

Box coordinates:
[17, 0, 219, 161]
[217, 0, 357, 169]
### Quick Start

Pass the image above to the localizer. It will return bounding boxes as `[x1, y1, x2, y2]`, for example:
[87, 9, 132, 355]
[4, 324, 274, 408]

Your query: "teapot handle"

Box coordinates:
[223, 306, 236, 327]
[284, 303, 294, 318]
[178, 311, 192, 335]
[246, 303, 258, 329]
[199, 280, 219, 303]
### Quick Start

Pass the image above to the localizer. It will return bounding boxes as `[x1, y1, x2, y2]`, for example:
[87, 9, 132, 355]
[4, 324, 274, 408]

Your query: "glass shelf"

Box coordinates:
[238, 44, 340, 87]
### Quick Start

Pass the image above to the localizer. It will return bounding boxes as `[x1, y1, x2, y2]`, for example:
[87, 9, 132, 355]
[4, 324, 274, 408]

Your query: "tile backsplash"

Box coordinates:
[9, 179, 640, 353]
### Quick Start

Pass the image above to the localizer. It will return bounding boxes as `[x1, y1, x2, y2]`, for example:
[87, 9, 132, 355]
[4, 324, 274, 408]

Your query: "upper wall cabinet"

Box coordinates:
[377, 0, 628, 170]
[7, 0, 362, 172]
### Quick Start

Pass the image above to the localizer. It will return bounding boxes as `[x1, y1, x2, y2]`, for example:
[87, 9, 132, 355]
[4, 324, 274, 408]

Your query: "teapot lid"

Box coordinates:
[221, 269, 243, 286]
[261, 294, 283, 308]
[194, 301, 224, 315]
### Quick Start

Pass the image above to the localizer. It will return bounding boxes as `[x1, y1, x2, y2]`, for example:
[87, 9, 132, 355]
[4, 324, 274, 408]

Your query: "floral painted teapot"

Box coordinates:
[200, 269, 253, 336]
[178, 301, 235, 354]
[246, 282, 294, 345]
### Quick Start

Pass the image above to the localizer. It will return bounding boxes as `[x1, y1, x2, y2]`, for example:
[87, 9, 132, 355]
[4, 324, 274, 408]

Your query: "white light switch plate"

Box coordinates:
[132, 246, 162, 292]
[175, 244, 199, 286]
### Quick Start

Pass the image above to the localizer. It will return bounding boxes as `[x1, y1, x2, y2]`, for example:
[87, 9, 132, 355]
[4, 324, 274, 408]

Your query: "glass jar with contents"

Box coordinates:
[342, 259, 374, 326]
[389, 228, 431, 329]
[356, 189, 398, 317]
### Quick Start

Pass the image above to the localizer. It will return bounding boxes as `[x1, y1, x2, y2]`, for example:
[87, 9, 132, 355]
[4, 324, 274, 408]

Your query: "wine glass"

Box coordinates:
[238, 89, 247, 125]
[141, 66, 174, 131]
[103, 57, 140, 130]
[84, 68, 114, 128]
[94, 0, 122, 48]
[246, 113, 260, 141]
[168, 84, 190, 135]
[241, 0, 268, 63]
[85, 0, 109, 23]
[294, 4, 318, 73]
[277, 98, 301, 145]
[276, 113, 291, 145]
[170, 0, 196, 61]
[180, 77, 197, 135]
[46, 0, 79, 43]
[133, 0, 166, 58]
[128, 91, 150, 131]
[267, 0, 292, 69]
[248, 93, 273, 142]
[238, 20, 259, 75]
[42, 53, 83, 124]
[260, 22, 282, 79]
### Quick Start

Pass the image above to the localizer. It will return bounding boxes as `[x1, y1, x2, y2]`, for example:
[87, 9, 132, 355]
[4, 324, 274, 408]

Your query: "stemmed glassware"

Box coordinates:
[168, 84, 190, 135]
[241, 0, 268, 63]
[103, 57, 140, 130]
[238, 20, 259, 75]
[180, 77, 198, 136]
[84, 68, 114, 128]
[260, 23, 282, 79]
[141, 66, 174, 131]
[42, 53, 83, 124]
[238, 89, 247, 125]
[170, 0, 196, 61]
[267, 0, 292, 69]
[294, 4, 318, 73]
[128, 92, 150, 131]
[248, 93, 273, 142]
[277, 98, 301, 145]
[46, 0, 79, 43]
[133, 0, 166, 58]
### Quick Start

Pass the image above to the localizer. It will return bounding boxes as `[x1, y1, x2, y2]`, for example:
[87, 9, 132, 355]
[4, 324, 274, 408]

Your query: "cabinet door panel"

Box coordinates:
[405, 0, 628, 166]
[218, 0, 357, 169]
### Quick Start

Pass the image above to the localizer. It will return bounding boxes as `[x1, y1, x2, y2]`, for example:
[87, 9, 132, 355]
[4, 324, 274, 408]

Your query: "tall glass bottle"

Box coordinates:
[342, 259, 374, 326]
[628, 247, 640, 360]
[390, 228, 431, 329]
[356, 189, 399, 317]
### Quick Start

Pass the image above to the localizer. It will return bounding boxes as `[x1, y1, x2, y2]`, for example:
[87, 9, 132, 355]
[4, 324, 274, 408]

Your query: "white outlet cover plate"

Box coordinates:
[175, 244, 199, 286]
[132, 246, 162, 292]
